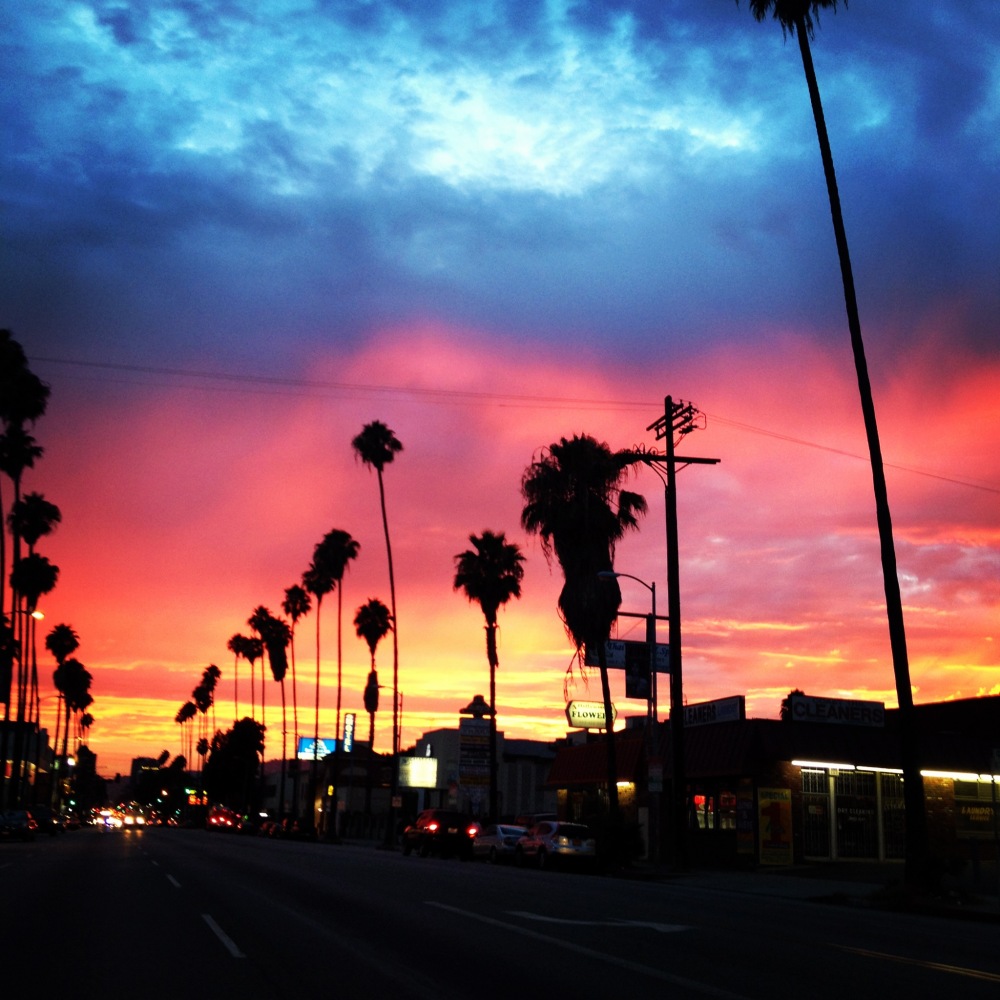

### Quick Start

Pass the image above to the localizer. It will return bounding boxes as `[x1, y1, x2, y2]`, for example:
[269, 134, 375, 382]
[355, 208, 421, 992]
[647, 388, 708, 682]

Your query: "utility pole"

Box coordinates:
[645, 396, 718, 871]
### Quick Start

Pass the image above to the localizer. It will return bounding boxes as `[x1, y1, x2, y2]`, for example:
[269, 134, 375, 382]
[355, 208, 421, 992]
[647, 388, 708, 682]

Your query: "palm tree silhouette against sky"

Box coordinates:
[248, 606, 273, 732]
[352, 420, 403, 832]
[741, 0, 927, 885]
[45, 622, 78, 807]
[282, 583, 311, 763]
[313, 530, 360, 768]
[521, 434, 646, 825]
[303, 547, 335, 830]
[454, 530, 524, 821]
[0, 330, 50, 620]
[355, 596, 391, 820]
[354, 597, 391, 749]
[226, 632, 249, 722]
[260, 613, 291, 814]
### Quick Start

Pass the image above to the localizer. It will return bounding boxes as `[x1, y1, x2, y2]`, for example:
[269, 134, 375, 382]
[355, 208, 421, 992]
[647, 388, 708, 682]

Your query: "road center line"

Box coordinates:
[166, 874, 181, 889]
[837, 946, 1000, 983]
[427, 902, 746, 999]
[508, 909, 688, 933]
[202, 914, 245, 958]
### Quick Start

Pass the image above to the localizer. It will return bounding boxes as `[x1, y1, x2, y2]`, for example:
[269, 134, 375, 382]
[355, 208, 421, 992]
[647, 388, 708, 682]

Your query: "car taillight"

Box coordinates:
[466, 825, 479, 838]
[427, 821, 439, 832]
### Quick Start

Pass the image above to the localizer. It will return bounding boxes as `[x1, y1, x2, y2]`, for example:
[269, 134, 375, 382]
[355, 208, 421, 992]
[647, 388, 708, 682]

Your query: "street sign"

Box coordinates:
[585, 639, 669, 673]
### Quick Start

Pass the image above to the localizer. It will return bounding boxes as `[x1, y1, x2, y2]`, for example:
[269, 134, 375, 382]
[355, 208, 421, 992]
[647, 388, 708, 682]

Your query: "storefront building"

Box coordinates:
[546, 694, 1000, 867]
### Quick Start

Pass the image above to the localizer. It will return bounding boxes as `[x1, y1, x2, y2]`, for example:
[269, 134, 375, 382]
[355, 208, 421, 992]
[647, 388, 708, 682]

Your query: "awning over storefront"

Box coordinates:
[547, 731, 645, 787]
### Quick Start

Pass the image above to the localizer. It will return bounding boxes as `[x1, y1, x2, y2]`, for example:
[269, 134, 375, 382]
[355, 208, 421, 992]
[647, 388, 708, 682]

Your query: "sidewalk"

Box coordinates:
[651, 859, 1000, 921]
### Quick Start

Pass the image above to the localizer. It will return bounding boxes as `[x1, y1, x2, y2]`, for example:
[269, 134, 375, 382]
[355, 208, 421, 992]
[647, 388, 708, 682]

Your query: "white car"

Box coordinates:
[472, 824, 527, 863]
[515, 821, 597, 870]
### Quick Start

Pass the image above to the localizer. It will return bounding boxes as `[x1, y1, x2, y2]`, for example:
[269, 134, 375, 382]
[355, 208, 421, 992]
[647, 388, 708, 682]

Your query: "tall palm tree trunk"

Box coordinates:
[793, 15, 927, 883]
[377, 469, 399, 760]
[485, 622, 499, 821]
[310, 599, 322, 830]
[376, 468, 400, 845]
[332, 584, 344, 838]
[597, 644, 619, 821]
[279, 678, 287, 817]
[289, 630, 300, 816]
[365, 702, 376, 819]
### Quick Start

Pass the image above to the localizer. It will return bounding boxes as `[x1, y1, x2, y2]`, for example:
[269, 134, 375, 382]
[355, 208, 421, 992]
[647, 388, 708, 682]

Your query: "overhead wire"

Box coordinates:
[28, 354, 999, 494]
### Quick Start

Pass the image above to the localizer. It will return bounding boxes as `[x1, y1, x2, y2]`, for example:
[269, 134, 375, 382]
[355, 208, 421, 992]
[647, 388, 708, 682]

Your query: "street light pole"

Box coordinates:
[598, 570, 660, 867]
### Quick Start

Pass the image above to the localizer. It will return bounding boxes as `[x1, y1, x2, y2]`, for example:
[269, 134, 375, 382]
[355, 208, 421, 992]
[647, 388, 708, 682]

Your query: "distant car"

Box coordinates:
[473, 824, 527, 864]
[207, 805, 240, 832]
[121, 809, 146, 830]
[0, 809, 38, 842]
[28, 805, 65, 836]
[401, 809, 479, 859]
[515, 821, 597, 870]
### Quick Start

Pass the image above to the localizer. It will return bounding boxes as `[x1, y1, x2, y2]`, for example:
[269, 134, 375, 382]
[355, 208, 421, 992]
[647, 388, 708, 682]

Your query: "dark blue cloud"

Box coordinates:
[3, 1, 997, 369]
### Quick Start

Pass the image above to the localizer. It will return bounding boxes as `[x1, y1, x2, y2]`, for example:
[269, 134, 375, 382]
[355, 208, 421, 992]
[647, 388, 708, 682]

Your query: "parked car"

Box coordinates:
[0, 809, 39, 842]
[473, 823, 527, 864]
[401, 809, 479, 859]
[515, 821, 597, 870]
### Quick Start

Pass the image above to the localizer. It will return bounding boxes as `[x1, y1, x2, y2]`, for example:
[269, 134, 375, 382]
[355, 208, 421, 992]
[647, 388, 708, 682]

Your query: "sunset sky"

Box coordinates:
[4, 2, 998, 778]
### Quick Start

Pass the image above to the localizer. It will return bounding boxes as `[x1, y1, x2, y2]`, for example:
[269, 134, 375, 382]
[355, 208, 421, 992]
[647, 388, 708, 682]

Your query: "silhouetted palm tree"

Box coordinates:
[521, 434, 646, 822]
[226, 633, 246, 721]
[261, 614, 292, 814]
[176, 701, 198, 764]
[248, 606, 273, 731]
[8, 494, 60, 725]
[45, 623, 78, 806]
[352, 420, 402, 815]
[80, 711, 93, 747]
[355, 597, 391, 820]
[302, 558, 334, 827]
[282, 584, 311, 762]
[202, 663, 222, 736]
[311, 530, 359, 836]
[314, 529, 359, 775]
[8, 552, 58, 797]
[243, 636, 263, 720]
[53, 657, 91, 809]
[454, 531, 525, 820]
[0, 331, 49, 619]
[7, 491, 60, 554]
[741, 0, 927, 884]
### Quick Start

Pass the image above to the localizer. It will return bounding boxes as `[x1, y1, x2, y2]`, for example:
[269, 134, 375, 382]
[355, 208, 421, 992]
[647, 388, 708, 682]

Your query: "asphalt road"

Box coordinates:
[3, 827, 999, 999]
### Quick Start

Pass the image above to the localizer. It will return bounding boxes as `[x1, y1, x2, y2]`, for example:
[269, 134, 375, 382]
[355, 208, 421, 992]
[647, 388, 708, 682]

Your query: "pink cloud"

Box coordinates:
[28, 325, 999, 774]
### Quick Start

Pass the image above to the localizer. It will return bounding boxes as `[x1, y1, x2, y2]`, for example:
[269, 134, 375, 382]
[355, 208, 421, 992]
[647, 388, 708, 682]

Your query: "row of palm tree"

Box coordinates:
[174, 662, 222, 772]
[180, 422, 402, 828]
[1, 331, 95, 809]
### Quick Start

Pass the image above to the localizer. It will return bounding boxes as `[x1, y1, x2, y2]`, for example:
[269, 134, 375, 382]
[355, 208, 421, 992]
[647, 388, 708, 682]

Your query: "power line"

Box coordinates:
[29, 354, 999, 494]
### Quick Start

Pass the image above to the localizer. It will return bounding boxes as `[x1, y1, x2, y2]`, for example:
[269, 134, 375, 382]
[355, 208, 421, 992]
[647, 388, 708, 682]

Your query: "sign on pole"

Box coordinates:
[565, 700, 617, 730]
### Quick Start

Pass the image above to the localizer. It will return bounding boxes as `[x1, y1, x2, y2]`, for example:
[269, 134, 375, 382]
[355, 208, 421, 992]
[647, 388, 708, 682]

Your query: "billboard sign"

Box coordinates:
[400, 756, 439, 789]
[296, 736, 336, 760]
